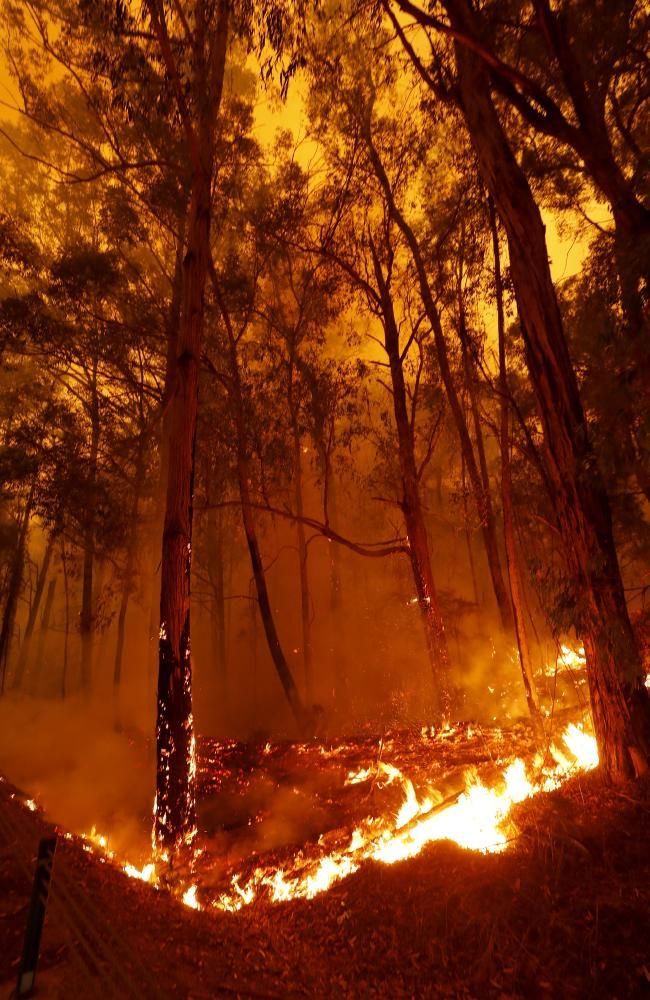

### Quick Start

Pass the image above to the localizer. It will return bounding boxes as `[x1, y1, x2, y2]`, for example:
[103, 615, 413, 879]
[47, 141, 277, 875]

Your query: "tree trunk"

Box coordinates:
[113, 427, 147, 721]
[154, 2, 230, 855]
[11, 525, 57, 691]
[147, 218, 187, 684]
[291, 414, 314, 702]
[80, 355, 100, 693]
[454, 39, 650, 778]
[326, 467, 347, 706]
[489, 198, 540, 720]
[363, 125, 512, 634]
[457, 298, 512, 629]
[60, 537, 70, 698]
[206, 500, 227, 712]
[0, 483, 35, 693]
[213, 265, 309, 733]
[370, 241, 451, 719]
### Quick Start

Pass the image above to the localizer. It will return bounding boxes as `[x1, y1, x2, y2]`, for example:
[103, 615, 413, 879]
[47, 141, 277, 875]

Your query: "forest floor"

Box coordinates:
[1, 731, 650, 999]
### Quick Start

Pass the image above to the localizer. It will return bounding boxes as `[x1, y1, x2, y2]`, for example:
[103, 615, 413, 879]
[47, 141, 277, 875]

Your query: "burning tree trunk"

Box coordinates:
[369, 236, 451, 719]
[454, 40, 650, 778]
[489, 198, 540, 720]
[147, 220, 186, 684]
[148, 0, 230, 855]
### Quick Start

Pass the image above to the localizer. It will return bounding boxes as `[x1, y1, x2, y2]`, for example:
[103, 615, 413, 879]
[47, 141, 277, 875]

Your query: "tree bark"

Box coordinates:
[454, 39, 650, 778]
[147, 217, 187, 684]
[489, 198, 540, 720]
[153, 0, 230, 856]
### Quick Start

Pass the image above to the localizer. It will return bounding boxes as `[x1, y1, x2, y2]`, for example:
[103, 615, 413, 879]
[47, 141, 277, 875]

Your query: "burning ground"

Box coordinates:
[2, 688, 650, 997]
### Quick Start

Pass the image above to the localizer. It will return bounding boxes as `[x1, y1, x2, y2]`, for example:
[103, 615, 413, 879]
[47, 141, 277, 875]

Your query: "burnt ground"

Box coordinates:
[1, 753, 650, 999]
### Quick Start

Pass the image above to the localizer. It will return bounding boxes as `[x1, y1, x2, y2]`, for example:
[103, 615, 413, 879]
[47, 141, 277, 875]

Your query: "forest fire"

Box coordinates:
[24, 708, 597, 917]
[1, 0, 649, 994]
[211, 720, 597, 912]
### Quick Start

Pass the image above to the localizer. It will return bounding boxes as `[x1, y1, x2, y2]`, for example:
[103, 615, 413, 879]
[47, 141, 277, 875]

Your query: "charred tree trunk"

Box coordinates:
[153, 1, 230, 856]
[454, 39, 650, 778]
[79, 355, 99, 693]
[11, 526, 57, 691]
[489, 199, 540, 720]
[0, 483, 35, 693]
[369, 239, 451, 719]
[147, 219, 187, 684]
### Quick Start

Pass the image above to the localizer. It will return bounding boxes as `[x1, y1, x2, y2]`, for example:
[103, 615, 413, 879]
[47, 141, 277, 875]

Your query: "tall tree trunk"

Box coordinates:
[326, 466, 347, 706]
[153, 1, 230, 856]
[461, 455, 480, 606]
[212, 268, 309, 733]
[113, 429, 147, 717]
[80, 355, 100, 693]
[457, 297, 512, 628]
[489, 198, 540, 721]
[60, 537, 70, 698]
[237, 454, 311, 732]
[0, 483, 35, 693]
[291, 413, 314, 702]
[147, 219, 187, 684]
[454, 39, 650, 778]
[11, 526, 57, 691]
[363, 123, 512, 633]
[370, 240, 451, 719]
[206, 496, 227, 712]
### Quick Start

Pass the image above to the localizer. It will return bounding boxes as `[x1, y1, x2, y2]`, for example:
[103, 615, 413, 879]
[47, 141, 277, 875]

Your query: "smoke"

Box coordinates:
[0, 694, 154, 858]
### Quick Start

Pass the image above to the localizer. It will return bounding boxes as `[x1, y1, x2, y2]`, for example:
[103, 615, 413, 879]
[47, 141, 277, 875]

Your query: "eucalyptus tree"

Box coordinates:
[378, 0, 650, 776]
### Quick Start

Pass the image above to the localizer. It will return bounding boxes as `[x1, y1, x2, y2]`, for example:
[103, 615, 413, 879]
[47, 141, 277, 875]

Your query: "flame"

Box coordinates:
[214, 722, 598, 912]
[543, 642, 587, 677]
[182, 884, 200, 910]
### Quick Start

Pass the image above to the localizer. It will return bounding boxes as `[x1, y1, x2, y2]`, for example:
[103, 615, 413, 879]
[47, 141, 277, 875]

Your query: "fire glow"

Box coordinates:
[213, 721, 598, 912]
[14, 715, 601, 915]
